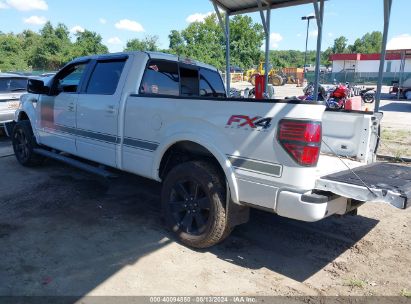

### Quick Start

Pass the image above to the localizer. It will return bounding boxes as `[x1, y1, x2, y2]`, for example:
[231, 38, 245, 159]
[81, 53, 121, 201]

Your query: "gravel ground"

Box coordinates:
[0, 135, 410, 297]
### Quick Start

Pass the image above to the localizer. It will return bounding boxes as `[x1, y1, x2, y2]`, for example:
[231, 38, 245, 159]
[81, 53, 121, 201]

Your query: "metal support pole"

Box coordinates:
[264, 8, 271, 94]
[398, 50, 406, 100]
[212, 1, 230, 93]
[375, 0, 392, 112]
[313, 0, 324, 102]
[303, 18, 311, 80]
[225, 13, 230, 93]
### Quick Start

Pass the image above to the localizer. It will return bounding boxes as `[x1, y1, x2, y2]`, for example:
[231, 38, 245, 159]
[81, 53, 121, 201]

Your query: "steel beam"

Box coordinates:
[312, 0, 324, 102]
[225, 12, 230, 93]
[213, 0, 231, 93]
[375, 0, 392, 112]
[264, 8, 271, 94]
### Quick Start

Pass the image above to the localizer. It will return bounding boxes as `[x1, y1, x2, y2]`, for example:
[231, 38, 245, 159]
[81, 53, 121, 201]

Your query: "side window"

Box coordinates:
[86, 60, 126, 95]
[180, 67, 199, 97]
[140, 60, 179, 96]
[199, 68, 226, 98]
[54, 63, 87, 94]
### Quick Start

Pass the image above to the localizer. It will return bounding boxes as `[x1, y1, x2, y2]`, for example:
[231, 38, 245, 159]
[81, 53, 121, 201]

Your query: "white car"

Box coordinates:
[8, 51, 411, 248]
[0, 74, 28, 134]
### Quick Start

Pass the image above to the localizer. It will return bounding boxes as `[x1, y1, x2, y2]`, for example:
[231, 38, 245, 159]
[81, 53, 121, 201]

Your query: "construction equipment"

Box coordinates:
[244, 62, 286, 86]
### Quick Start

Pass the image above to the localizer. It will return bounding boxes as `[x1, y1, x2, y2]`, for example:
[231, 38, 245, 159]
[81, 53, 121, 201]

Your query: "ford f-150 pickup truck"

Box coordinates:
[9, 51, 411, 248]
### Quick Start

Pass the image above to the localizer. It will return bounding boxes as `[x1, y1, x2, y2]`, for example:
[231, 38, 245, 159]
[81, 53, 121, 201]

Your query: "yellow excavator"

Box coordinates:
[244, 62, 286, 86]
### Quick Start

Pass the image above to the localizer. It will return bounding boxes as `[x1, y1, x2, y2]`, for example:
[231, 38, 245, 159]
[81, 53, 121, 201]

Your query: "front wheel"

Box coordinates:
[161, 161, 231, 248]
[12, 120, 44, 166]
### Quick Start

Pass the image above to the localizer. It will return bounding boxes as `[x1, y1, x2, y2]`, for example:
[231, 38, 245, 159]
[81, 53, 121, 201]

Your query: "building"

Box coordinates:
[330, 49, 411, 74]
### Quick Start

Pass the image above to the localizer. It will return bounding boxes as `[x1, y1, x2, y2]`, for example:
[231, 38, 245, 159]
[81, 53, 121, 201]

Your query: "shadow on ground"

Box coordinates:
[0, 157, 378, 296]
[379, 102, 411, 113]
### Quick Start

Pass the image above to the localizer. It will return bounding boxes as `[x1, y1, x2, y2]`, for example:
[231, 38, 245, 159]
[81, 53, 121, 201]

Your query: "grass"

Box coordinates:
[401, 289, 411, 298]
[345, 278, 367, 288]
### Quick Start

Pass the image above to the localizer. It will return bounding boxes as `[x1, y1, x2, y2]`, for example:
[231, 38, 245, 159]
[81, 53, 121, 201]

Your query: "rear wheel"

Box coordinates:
[270, 75, 283, 86]
[161, 161, 230, 248]
[12, 120, 44, 166]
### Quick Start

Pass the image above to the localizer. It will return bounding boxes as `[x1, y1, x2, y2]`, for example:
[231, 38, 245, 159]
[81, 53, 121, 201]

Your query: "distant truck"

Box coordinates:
[304, 64, 330, 73]
[8, 51, 411, 248]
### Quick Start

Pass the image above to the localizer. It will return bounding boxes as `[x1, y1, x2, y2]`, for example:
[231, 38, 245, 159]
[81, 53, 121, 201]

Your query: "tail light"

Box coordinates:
[277, 119, 322, 166]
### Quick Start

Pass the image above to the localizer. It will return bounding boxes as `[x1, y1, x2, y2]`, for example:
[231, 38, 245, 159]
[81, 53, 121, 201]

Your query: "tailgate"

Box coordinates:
[315, 163, 411, 209]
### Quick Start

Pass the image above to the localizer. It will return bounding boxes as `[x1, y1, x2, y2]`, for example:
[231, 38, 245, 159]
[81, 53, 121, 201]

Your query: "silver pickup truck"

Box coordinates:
[0, 73, 28, 133]
[9, 51, 411, 248]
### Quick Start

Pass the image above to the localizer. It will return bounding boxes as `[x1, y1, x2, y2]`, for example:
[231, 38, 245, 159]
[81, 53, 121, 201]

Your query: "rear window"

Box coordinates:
[199, 68, 225, 98]
[0, 78, 28, 93]
[86, 60, 126, 95]
[140, 60, 179, 96]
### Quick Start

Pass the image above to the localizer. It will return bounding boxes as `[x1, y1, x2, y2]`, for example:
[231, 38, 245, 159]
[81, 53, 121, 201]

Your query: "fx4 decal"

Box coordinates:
[226, 115, 272, 130]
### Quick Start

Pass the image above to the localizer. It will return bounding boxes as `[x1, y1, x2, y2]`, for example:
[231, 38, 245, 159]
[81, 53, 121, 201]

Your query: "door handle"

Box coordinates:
[67, 103, 75, 112]
[107, 105, 116, 114]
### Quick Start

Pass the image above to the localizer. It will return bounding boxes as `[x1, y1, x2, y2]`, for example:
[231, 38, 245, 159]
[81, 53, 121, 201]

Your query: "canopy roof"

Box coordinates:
[212, 0, 315, 15]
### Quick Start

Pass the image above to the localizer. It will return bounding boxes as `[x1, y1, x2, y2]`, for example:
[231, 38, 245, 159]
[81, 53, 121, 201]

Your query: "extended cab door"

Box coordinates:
[38, 61, 89, 154]
[75, 56, 128, 167]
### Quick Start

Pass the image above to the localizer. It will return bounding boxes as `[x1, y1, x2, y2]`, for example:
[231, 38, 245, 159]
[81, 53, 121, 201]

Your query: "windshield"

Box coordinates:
[0, 78, 28, 93]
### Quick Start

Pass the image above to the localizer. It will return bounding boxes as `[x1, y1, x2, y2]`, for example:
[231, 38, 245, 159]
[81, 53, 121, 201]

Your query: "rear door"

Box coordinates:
[75, 56, 128, 167]
[38, 62, 89, 154]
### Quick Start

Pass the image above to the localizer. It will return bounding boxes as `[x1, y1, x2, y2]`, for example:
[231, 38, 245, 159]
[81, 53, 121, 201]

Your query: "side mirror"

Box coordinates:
[27, 79, 49, 95]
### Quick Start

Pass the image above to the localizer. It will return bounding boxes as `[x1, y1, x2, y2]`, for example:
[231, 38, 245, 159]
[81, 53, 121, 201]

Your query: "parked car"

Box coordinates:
[0, 73, 28, 134]
[8, 51, 411, 248]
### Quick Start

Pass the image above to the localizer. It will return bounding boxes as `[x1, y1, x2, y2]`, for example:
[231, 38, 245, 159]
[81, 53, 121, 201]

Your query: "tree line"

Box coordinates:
[0, 14, 382, 72]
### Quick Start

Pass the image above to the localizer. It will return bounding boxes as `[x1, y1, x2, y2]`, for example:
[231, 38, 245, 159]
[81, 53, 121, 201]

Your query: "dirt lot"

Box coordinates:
[0, 134, 410, 298]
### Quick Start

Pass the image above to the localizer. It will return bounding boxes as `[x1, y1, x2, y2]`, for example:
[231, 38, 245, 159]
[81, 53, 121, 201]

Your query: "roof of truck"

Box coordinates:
[71, 51, 219, 72]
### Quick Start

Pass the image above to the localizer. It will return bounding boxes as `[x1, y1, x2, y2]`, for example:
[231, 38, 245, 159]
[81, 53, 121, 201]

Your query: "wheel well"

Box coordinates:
[159, 141, 225, 183]
[18, 112, 29, 121]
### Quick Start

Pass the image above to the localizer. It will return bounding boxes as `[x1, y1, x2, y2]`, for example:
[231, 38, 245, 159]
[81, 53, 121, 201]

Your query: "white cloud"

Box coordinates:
[0, 2, 9, 9]
[387, 34, 411, 50]
[115, 19, 144, 32]
[296, 33, 302, 37]
[70, 25, 85, 34]
[270, 32, 283, 49]
[99, 18, 107, 24]
[107, 36, 122, 45]
[23, 15, 46, 25]
[309, 30, 318, 37]
[186, 12, 212, 23]
[328, 32, 333, 37]
[6, 0, 47, 11]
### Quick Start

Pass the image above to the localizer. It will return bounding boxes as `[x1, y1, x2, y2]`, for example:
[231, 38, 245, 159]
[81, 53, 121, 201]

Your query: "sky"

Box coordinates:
[0, 0, 411, 53]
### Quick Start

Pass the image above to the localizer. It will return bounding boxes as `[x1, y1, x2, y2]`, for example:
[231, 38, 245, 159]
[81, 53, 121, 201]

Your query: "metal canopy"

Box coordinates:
[211, 0, 392, 113]
[213, 0, 315, 15]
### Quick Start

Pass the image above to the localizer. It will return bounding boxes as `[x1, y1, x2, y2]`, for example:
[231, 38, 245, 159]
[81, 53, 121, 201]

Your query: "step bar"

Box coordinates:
[33, 148, 116, 179]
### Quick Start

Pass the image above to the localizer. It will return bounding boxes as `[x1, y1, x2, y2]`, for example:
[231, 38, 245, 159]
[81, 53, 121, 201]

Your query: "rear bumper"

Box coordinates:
[275, 190, 348, 222]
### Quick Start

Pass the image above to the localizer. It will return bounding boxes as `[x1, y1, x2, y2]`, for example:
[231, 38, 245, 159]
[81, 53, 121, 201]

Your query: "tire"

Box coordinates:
[271, 75, 283, 86]
[161, 161, 230, 248]
[12, 120, 44, 166]
[363, 94, 375, 103]
[250, 73, 259, 86]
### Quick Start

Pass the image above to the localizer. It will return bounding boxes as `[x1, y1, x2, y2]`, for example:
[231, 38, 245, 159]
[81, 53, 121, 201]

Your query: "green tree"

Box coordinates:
[332, 36, 348, 53]
[30, 22, 73, 70]
[348, 31, 382, 53]
[168, 14, 264, 70]
[72, 30, 108, 57]
[124, 35, 159, 52]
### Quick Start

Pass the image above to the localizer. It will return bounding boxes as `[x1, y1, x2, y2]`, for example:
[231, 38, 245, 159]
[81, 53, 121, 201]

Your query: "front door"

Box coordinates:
[75, 58, 127, 167]
[38, 62, 89, 154]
